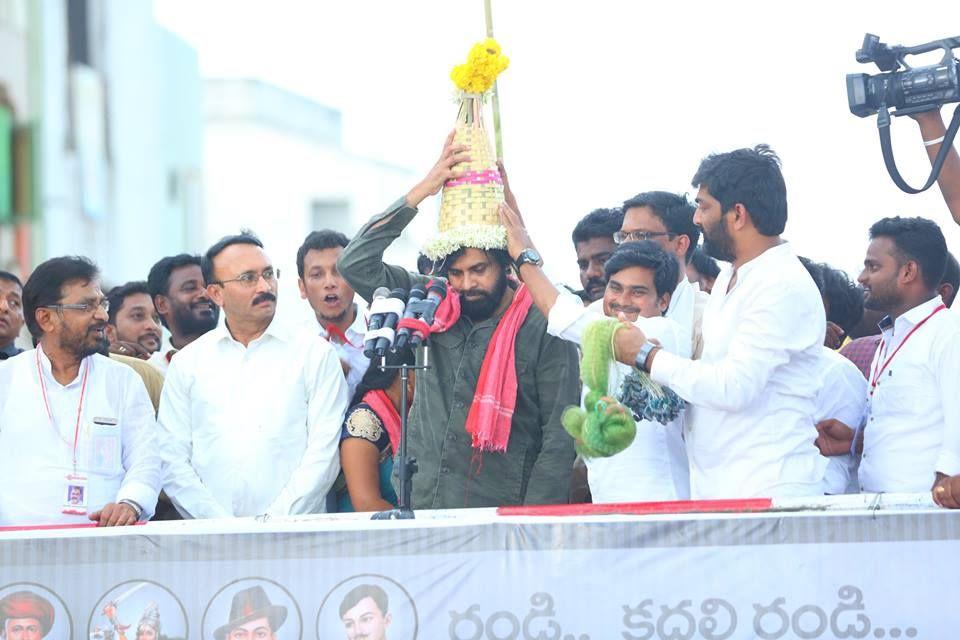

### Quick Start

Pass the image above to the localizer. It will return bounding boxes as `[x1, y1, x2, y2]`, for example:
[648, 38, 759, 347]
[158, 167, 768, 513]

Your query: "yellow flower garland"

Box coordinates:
[450, 38, 509, 95]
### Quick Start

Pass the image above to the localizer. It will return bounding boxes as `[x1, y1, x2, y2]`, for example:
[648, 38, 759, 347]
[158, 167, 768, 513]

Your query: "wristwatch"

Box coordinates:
[634, 340, 660, 373]
[515, 248, 544, 269]
[118, 499, 144, 521]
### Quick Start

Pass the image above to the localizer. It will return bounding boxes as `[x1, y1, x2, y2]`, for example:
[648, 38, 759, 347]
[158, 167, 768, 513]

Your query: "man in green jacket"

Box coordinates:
[338, 135, 579, 509]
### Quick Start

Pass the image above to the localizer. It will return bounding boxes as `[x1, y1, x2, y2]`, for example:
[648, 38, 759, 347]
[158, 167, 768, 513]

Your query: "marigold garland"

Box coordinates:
[450, 37, 509, 95]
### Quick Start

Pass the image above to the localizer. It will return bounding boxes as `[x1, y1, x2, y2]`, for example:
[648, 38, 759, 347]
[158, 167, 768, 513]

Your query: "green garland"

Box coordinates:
[561, 318, 637, 458]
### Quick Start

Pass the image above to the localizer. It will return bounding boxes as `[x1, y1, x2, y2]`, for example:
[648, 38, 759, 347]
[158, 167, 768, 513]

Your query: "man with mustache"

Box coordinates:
[616, 191, 708, 359]
[0, 256, 161, 526]
[0, 591, 55, 639]
[819, 217, 960, 495]
[571, 208, 622, 304]
[338, 136, 580, 509]
[157, 231, 348, 518]
[610, 146, 828, 499]
[0, 270, 24, 360]
[105, 282, 163, 359]
[146, 254, 220, 374]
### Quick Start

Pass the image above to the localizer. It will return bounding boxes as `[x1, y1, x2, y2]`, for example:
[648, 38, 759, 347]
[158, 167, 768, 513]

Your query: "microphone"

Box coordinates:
[409, 280, 447, 348]
[392, 285, 427, 352]
[363, 287, 407, 358]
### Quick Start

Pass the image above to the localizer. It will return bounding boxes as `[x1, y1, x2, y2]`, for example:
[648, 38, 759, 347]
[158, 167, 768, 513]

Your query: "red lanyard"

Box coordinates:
[869, 303, 946, 395]
[35, 347, 90, 471]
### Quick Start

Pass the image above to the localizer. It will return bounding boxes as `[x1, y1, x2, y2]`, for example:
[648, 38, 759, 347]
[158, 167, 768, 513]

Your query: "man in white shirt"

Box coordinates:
[820, 217, 960, 493]
[146, 254, 220, 374]
[615, 191, 709, 359]
[800, 259, 867, 494]
[158, 231, 348, 519]
[499, 203, 690, 502]
[0, 256, 160, 526]
[612, 145, 828, 499]
[296, 229, 368, 400]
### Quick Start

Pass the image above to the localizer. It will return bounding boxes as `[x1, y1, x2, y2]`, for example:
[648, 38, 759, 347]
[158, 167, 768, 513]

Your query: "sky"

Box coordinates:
[154, 0, 960, 287]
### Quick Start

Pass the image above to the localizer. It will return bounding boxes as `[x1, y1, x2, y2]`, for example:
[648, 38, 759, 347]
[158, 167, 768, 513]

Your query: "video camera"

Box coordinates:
[846, 34, 960, 193]
[847, 34, 960, 118]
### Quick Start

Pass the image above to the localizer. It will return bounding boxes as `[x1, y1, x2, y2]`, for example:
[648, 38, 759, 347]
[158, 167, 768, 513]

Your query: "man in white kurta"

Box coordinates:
[0, 257, 160, 526]
[158, 232, 348, 519]
[616, 147, 828, 499]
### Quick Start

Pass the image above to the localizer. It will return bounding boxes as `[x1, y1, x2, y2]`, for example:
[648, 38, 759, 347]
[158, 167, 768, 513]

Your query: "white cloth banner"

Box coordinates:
[0, 498, 957, 639]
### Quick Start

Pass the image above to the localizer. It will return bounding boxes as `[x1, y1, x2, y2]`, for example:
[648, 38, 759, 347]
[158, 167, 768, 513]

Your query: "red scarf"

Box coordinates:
[432, 283, 533, 452]
[362, 389, 401, 450]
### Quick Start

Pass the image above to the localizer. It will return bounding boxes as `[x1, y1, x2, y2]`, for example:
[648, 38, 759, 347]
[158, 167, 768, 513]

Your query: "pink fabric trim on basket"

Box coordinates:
[444, 169, 504, 188]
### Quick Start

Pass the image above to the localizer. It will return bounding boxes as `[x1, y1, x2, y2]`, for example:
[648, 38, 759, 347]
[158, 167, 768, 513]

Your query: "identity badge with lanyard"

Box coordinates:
[868, 303, 947, 403]
[36, 349, 92, 516]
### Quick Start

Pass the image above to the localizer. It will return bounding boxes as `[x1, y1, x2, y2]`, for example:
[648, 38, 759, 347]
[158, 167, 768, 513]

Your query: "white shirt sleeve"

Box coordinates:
[157, 359, 232, 519]
[651, 284, 821, 412]
[115, 370, 162, 518]
[546, 290, 604, 345]
[266, 342, 349, 515]
[934, 327, 960, 477]
[817, 355, 868, 430]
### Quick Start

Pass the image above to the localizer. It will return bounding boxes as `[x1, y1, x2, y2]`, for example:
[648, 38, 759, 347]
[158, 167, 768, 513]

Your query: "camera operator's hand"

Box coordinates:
[406, 130, 471, 209]
[911, 108, 960, 226]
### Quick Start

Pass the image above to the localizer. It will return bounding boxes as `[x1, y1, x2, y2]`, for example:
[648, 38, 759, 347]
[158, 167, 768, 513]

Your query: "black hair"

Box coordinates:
[943, 251, 959, 299]
[603, 240, 680, 299]
[571, 208, 623, 245]
[798, 256, 825, 294]
[691, 144, 787, 236]
[201, 229, 264, 285]
[434, 247, 512, 279]
[349, 348, 415, 407]
[689, 246, 720, 279]
[868, 216, 947, 290]
[416, 254, 434, 276]
[296, 229, 350, 278]
[820, 265, 864, 335]
[147, 254, 202, 299]
[622, 192, 700, 261]
[22, 256, 100, 339]
[339, 584, 389, 618]
[0, 270, 22, 288]
[106, 281, 152, 325]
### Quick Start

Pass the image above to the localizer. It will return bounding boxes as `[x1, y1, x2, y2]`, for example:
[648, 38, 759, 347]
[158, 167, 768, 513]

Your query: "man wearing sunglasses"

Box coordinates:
[616, 191, 709, 360]
[157, 231, 348, 519]
[0, 256, 161, 526]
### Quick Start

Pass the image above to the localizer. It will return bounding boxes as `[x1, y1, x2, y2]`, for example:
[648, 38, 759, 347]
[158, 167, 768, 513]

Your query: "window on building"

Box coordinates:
[66, 0, 91, 66]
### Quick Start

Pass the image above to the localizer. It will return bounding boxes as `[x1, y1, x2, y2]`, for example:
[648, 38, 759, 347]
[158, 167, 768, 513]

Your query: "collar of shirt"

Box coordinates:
[879, 295, 945, 348]
[36, 343, 89, 390]
[728, 241, 793, 291]
[0, 342, 22, 359]
[318, 304, 368, 344]
[214, 315, 291, 347]
[667, 275, 696, 314]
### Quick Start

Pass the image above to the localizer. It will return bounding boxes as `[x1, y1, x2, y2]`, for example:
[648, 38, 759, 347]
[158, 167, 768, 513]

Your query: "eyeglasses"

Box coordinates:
[613, 230, 676, 244]
[210, 267, 280, 288]
[42, 298, 110, 314]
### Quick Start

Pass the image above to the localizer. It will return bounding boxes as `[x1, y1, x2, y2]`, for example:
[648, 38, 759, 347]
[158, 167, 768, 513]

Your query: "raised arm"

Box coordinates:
[913, 108, 960, 226]
[338, 132, 471, 300]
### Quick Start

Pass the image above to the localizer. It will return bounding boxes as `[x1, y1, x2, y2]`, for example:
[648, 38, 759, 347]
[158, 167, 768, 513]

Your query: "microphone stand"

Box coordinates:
[371, 346, 431, 520]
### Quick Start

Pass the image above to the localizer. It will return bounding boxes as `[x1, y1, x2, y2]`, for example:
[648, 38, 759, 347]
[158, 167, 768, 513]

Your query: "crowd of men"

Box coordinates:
[0, 108, 959, 528]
